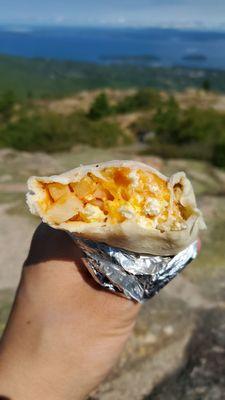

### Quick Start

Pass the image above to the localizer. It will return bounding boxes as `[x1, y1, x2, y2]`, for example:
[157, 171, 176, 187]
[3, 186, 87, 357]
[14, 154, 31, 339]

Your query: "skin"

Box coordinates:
[0, 223, 141, 400]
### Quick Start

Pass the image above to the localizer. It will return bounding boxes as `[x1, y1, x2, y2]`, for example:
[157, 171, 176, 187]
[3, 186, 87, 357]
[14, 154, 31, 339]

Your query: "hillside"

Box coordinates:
[1, 54, 225, 100]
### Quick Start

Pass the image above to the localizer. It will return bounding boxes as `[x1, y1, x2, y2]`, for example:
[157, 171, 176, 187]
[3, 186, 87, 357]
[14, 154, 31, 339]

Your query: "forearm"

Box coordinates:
[0, 262, 90, 400]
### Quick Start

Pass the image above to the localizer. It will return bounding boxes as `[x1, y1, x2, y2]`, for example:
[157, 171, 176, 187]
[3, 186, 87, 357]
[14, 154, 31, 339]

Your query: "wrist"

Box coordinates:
[0, 314, 68, 400]
[0, 362, 66, 400]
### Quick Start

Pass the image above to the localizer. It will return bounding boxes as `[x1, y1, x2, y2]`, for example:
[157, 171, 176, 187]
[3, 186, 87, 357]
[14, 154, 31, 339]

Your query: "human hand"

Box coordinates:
[0, 223, 141, 400]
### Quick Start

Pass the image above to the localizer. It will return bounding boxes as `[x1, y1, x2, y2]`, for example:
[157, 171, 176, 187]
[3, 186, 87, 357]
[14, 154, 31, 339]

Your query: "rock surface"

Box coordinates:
[144, 307, 225, 400]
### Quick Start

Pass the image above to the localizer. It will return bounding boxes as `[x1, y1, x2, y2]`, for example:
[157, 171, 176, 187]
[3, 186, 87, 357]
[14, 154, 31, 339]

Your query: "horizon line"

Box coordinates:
[0, 22, 225, 33]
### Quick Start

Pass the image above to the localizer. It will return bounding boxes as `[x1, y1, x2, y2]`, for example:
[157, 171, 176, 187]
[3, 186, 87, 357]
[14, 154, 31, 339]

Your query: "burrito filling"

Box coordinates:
[36, 167, 189, 232]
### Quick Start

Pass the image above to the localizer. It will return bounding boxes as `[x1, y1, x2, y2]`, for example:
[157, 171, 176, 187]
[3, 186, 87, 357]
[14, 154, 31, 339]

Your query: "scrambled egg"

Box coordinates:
[39, 167, 186, 231]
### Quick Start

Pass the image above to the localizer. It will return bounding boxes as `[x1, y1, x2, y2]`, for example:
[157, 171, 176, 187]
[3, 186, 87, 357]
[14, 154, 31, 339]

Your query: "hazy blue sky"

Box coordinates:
[1, 0, 225, 29]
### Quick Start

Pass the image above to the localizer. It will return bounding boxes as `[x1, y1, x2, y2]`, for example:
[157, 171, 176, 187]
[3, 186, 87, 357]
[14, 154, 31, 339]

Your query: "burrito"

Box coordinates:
[27, 160, 206, 256]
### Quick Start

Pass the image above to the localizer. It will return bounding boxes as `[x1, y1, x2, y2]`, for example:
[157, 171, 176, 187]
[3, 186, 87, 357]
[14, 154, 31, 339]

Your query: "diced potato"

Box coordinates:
[90, 198, 104, 209]
[46, 194, 83, 224]
[48, 183, 71, 201]
[70, 177, 96, 199]
[99, 180, 117, 198]
[93, 186, 108, 200]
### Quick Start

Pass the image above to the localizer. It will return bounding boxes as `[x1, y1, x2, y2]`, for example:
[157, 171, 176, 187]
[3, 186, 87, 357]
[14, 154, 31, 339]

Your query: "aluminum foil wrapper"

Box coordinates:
[71, 236, 198, 303]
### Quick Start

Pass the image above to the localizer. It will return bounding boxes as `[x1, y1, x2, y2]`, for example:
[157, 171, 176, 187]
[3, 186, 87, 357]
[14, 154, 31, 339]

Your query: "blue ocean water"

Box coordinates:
[0, 26, 225, 70]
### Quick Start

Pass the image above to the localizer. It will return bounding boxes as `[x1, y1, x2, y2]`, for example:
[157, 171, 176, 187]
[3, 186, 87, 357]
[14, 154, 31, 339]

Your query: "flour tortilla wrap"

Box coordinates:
[27, 160, 206, 256]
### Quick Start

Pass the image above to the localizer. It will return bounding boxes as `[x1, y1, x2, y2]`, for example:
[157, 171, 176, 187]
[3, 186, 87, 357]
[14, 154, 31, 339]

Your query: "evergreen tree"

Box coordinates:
[88, 93, 111, 120]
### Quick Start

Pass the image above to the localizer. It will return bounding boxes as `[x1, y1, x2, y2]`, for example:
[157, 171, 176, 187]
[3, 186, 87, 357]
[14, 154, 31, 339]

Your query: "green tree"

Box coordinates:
[153, 96, 181, 143]
[212, 143, 225, 168]
[202, 79, 211, 91]
[115, 88, 161, 114]
[134, 88, 161, 109]
[0, 90, 16, 122]
[27, 90, 33, 100]
[88, 93, 111, 120]
[179, 107, 225, 145]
